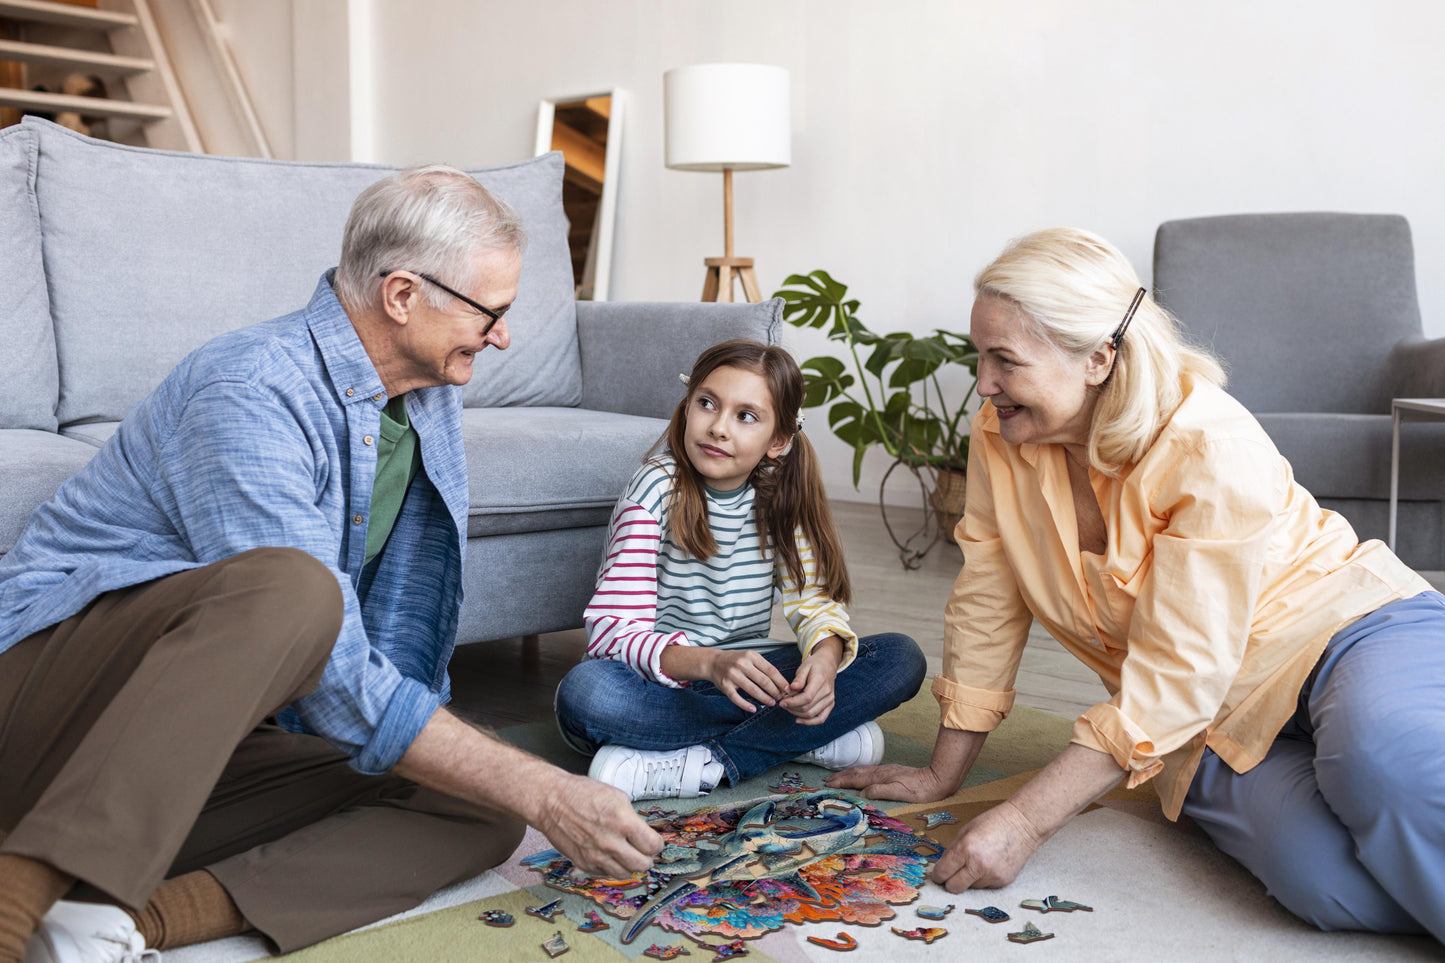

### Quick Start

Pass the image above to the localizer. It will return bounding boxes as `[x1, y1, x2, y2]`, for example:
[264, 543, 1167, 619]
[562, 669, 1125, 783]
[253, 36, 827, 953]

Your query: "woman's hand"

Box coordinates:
[826, 725, 986, 801]
[931, 799, 1041, 891]
[779, 637, 843, 725]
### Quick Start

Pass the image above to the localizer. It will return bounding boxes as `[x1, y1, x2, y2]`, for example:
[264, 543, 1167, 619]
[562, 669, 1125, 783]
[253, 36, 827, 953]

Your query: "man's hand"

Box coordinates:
[532, 772, 663, 879]
[778, 637, 843, 725]
[930, 799, 1041, 892]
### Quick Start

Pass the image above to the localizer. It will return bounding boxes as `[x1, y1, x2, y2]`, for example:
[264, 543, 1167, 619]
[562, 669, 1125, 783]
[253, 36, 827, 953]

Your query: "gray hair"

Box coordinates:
[975, 227, 1224, 472]
[333, 164, 525, 314]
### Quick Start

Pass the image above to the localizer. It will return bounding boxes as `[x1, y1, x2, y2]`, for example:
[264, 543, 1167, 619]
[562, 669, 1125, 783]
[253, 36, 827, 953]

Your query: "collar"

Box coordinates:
[305, 270, 387, 408]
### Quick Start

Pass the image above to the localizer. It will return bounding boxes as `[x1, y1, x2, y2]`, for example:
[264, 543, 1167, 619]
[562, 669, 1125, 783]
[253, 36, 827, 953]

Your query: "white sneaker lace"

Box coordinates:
[640, 754, 688, 794]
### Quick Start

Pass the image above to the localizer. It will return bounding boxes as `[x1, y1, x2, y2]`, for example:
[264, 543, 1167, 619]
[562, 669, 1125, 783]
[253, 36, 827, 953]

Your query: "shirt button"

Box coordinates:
[373, 393, 384, 402]
[363, 435, 374, 446]
[353, 514, 364, 525]
[345, 388, 355, 397]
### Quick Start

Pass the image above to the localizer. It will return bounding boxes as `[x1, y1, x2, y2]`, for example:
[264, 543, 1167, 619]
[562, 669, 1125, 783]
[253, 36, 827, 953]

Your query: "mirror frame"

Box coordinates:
[535, 89, 625, 301]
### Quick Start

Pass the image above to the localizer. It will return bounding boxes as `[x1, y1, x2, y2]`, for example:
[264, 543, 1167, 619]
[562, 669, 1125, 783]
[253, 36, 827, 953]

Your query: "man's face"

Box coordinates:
[400, 246, 521, 388]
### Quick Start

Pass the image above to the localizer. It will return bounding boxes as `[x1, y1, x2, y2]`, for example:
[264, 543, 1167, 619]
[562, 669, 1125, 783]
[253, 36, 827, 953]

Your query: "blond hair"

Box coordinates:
[974, 227, 1224, 472]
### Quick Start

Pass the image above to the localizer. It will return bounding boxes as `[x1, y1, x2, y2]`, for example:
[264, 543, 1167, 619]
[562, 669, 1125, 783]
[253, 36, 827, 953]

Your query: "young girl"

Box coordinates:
[555, 339, 926, 800]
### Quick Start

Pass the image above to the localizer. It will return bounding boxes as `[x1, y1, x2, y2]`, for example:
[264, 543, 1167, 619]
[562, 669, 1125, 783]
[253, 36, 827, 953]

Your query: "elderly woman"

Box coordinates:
[832, 228, 1445, 940]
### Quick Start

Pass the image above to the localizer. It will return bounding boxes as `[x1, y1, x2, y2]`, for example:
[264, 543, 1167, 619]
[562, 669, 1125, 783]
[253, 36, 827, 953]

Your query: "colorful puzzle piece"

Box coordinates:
[767, 771, 821, 793]
[806, 930, 858, 951]
[920, 811, 958, 829]
[639, 805, 679, 820]
[890, 925, 947, 944]
[1007, 921, 1054, 944]
[705, 940, 748, 960]
[916, 903, 954, 920]
[577, 910, 609, 932]
[526, 898, 564, 921]
[541, 930, 570, 957]
[964, 905, 1010, 923]
[1020, 895, 1093, 913]
[643, 945, 691, 960]
[476, 909, 513, 927]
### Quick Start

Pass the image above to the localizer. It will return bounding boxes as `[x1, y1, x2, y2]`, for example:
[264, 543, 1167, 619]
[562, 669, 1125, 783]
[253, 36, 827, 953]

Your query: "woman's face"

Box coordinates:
[970, 295, 1112, 451]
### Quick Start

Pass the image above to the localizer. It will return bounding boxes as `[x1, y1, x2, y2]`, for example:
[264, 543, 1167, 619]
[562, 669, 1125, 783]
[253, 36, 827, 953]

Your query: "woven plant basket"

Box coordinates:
[929, 468, 967, 544]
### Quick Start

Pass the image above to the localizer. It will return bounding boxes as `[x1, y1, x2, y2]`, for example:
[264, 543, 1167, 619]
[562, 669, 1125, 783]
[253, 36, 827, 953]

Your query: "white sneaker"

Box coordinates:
[589, 745, 725, 800]
[794, 721, 885, 770]
[23, 900, 160, 963]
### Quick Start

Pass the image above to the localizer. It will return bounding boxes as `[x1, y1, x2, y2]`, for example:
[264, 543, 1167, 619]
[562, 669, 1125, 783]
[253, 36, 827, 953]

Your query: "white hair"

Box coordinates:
[333, 164, 524, 314]
[974, 227, 1224, 472]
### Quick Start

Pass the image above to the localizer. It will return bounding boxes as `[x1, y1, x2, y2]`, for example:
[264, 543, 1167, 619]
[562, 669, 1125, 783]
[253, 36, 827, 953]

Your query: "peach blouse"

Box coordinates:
[933, 378, 1432, 819]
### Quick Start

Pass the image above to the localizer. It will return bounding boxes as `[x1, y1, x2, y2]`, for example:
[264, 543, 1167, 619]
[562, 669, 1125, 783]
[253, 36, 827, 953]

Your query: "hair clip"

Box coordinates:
[1110, 287, 1147, 350]
[678, 373, 690, 387]
[796, 411, 806, 429]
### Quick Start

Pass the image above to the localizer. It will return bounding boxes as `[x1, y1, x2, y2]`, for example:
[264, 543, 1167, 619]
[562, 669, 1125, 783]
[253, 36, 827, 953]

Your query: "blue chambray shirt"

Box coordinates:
[0, 273, 467, 774]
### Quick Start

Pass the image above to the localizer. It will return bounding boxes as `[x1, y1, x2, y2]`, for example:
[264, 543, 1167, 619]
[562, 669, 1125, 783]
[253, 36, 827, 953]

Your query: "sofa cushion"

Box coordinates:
[462, 407, 667, 537]
[0, 430, 99, 555]
[26, 117, 579, 428]
[1259, 412, 1445, 502]
[0, 125, 59, 431]
[59, 422, 119, 448]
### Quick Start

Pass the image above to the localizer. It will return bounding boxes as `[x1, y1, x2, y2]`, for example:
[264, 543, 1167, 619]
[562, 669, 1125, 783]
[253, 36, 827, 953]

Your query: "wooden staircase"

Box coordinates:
[0, 0, 200, 151]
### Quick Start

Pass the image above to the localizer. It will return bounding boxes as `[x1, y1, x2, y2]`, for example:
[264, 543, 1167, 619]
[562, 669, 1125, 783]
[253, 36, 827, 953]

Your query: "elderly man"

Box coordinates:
[0, 166, 661, 963]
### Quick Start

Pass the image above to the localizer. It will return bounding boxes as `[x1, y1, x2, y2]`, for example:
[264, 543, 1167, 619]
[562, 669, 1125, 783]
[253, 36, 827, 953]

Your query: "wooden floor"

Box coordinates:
[448, 500, 1109, 729]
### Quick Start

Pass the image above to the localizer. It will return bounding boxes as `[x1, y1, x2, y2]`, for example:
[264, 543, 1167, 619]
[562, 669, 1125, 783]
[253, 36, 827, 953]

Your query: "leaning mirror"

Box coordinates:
[535, 90, 625, 301]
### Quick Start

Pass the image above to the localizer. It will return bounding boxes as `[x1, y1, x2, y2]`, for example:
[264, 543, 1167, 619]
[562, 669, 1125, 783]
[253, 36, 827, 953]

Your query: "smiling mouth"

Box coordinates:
[996, 403, 1022, 417]
[698, 444, 730, 458]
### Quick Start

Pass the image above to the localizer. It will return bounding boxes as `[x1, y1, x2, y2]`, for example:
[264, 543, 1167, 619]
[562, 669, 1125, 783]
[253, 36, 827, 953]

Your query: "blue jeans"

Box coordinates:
[554, 632, 926, 785]
[1182, 591, 1445, 940]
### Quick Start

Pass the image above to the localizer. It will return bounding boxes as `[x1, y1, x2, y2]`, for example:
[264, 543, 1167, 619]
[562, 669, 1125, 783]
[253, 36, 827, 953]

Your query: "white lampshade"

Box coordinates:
[664, 63, 790, 171]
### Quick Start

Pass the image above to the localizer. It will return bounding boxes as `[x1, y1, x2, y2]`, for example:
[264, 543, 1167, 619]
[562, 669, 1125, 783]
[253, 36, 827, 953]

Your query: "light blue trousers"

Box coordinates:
[1182, 591, 1445, 941]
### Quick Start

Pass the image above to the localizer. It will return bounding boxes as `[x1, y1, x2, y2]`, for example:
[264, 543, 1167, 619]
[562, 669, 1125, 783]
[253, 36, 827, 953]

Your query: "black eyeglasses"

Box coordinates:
[379, 270, 506, 336]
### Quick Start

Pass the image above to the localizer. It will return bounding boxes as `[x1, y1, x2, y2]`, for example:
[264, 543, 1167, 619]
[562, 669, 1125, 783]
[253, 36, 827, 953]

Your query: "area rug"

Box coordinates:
[168, 689, 1439, 962]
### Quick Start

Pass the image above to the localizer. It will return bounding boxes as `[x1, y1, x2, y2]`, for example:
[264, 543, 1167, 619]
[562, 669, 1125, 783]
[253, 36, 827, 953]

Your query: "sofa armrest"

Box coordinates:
[1388, 334, 1445, 400]
[577, 298, 783, 419]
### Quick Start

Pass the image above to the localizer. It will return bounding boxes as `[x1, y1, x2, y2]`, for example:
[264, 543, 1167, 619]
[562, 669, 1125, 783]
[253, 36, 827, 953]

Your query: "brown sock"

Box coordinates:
[0, 854, 75, 962]
[128, 870, 247, 950]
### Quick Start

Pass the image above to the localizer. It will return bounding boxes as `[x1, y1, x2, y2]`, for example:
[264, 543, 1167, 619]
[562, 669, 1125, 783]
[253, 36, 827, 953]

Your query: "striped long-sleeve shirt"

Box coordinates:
[584, 456, 858, 686]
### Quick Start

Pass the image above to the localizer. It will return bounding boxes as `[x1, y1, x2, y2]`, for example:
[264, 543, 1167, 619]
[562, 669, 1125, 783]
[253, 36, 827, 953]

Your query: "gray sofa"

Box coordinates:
[1154, 212, 1445, 570]
[0, 116, 780, 644]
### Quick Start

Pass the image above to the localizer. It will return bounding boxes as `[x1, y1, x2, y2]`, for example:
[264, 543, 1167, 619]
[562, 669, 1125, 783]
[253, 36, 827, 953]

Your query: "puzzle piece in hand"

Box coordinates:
[1007, 921, 1054, 944]
[476, 909, 513, 927]
[964, 905, 1010, 923]
[643, 945, 691, 959]
[916, 903, 954, 920]
[1020, 895, 1093, 913]
[890, 926, 947, 944]
[920, 811, 958, 829]
[542, 930, 571, 957]
[526, 898, 564, 921]
[577, 910, 609, 932]
[806, 931, 858, 951]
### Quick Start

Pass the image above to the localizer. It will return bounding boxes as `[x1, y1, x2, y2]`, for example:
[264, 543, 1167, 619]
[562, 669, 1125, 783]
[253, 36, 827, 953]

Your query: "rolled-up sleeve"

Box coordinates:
[936, 432, 1033, 732]
[1071, 438, 1282, 784]
[156, 379, 432, 773]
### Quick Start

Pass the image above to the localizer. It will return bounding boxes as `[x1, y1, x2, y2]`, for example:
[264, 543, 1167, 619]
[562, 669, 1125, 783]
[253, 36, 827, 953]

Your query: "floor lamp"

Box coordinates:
[664, 64, 790, 303]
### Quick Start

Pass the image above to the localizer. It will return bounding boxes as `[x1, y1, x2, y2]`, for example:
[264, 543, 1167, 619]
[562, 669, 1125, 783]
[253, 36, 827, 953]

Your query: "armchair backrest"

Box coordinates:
[1152, 212, 1421, 414]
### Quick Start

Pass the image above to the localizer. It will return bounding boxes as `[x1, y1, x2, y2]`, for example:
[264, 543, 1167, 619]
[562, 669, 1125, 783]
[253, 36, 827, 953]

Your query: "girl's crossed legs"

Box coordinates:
[555, 632, 926, 786]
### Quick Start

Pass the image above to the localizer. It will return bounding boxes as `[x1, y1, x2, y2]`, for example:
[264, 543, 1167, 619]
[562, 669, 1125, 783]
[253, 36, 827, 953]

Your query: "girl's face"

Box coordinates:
[683, 365, 791, 491]
[970, 295, 1111, 452]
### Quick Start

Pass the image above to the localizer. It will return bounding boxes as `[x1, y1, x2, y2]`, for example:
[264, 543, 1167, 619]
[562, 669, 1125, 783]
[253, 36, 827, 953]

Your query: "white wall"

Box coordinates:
[270, 0, 1445, 503]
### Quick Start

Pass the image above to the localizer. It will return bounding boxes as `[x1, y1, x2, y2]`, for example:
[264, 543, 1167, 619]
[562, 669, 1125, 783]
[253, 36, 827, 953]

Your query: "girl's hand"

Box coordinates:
[779, 641, 841, 725]
[704, 649, 790, 714]
[930, 799, 1041, 892]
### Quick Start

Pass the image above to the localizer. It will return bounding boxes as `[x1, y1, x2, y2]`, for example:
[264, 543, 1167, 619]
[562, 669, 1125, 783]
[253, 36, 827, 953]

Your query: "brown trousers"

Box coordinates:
[0, 548, 524, 952]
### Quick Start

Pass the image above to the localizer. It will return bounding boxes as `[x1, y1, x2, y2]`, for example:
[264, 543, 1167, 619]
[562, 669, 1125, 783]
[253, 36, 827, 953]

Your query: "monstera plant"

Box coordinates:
[774, 270, 978, 567]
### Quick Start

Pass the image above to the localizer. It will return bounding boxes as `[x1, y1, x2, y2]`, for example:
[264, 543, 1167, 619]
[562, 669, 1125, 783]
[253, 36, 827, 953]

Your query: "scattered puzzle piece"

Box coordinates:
[526, 898, 564, 921]
[542, 930, 570, 957]
[890, 926, 947, 944]
[639, 805, 679, 820]
[806, 931, 858, 951]
[767, 771, 821, 794]
[964, 905, 1010, 923]
[704, 940, 748, 960]
[476, 909, 513, 927]
[916, 903, 954, 920]
[1020, 895, 1093, 913]
[1007, 921, 1054, 944]
[577, 910, 609, 932]
[643, 945, 691, 960]
[920, 811, 958, 829]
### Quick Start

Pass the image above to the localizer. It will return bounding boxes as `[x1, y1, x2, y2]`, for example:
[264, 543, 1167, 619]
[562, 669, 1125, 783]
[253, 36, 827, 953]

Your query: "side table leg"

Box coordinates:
[1389, 406, 1401, 552]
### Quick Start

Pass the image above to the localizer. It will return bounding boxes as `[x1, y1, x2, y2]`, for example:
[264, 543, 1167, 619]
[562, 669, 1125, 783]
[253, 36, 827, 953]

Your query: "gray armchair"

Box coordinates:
[1153, 212, 1445, 570]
